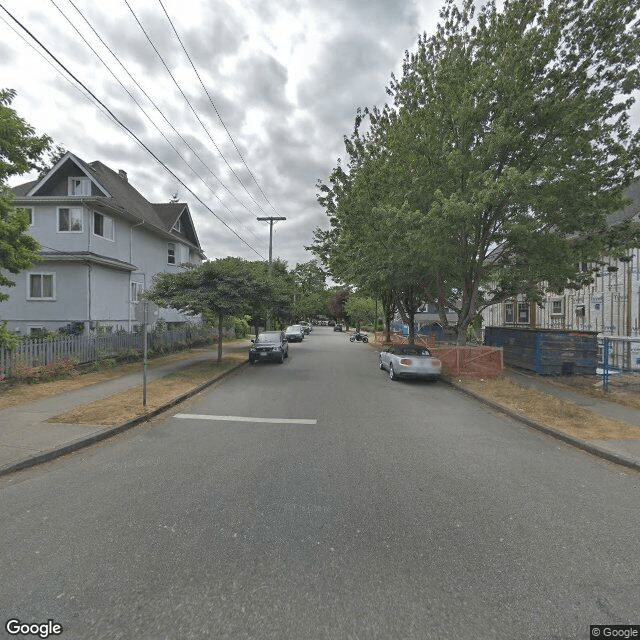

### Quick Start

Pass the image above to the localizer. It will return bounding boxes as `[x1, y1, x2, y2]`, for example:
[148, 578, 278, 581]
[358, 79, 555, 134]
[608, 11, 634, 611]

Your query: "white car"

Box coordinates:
[379, 344, 442, 381]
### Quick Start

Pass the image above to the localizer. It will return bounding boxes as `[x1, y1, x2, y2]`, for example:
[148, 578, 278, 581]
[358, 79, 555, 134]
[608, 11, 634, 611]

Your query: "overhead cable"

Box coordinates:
[124, 0, 271, 218]
[157, 0, 283, 218]
[56, 0, 263, 246]
[0, 2, 265, 259]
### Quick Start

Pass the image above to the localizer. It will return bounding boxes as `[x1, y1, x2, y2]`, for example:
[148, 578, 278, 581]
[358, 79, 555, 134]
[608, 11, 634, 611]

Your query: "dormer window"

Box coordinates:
[68, 177, 91, 196]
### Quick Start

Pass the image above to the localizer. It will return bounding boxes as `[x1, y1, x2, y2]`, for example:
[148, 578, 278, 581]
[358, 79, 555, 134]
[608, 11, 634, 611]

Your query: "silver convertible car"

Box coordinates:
[379, 344, 442, 381]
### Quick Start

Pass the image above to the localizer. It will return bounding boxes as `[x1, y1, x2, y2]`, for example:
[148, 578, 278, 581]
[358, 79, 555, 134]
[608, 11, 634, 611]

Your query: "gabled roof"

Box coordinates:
[12, 151, 204, 255]
[27, 152, 110, 197]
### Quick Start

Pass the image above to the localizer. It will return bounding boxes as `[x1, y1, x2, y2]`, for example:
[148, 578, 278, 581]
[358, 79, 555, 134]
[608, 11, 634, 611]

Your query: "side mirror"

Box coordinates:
[250, 339, 255, 343]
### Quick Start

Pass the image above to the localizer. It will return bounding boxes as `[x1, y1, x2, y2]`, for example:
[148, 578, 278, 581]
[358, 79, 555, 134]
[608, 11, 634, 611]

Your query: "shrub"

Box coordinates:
[11, 358, 77, 382]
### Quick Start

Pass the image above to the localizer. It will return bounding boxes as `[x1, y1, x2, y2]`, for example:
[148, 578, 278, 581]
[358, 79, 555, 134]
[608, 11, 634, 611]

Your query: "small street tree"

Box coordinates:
[0, 89, 52, 347]
[345, 294, 376, 331]
[145, 257, 271, 363]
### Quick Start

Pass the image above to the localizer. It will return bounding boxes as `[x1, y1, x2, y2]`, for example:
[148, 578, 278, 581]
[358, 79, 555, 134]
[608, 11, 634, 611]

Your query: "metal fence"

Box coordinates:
[0, 324, 223, 378]
[600, 336, 640, 392]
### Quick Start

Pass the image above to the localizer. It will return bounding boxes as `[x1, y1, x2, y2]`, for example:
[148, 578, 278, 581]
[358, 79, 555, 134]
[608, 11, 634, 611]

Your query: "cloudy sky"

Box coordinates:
[0, 0, 443, 267]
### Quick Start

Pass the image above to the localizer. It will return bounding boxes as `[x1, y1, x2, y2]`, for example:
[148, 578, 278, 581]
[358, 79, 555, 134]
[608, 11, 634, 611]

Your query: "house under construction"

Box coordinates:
[481, 180, 640, 338]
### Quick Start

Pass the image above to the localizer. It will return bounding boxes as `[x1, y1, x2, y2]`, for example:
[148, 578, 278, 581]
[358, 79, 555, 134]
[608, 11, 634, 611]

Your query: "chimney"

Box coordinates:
[118, 169, 128, 182]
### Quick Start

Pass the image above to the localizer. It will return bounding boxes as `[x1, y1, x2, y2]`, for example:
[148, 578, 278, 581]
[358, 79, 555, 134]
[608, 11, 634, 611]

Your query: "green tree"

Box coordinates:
[315, 0, 640, 344]
[145, 257, 272, 362]
[345, 294, 376, 331]
[0, 89, 52, 348]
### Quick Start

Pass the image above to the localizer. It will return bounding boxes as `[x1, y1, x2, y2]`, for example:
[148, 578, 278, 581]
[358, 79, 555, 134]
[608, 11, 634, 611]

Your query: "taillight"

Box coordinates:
[432, 359, 441, 366]
[400, 358, 412, 365]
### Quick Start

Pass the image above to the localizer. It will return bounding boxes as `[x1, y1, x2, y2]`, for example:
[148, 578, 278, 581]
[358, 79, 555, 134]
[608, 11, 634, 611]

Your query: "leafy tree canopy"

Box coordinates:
[313, 0, 640, 343]
[0, 89, 52, 348]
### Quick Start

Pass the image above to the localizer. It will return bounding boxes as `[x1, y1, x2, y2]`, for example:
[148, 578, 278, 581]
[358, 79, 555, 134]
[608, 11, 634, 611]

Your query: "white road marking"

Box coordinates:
[174, 413, 317, 425]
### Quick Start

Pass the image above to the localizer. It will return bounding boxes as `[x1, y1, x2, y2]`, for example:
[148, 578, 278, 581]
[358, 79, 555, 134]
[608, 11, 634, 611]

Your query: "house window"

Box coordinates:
[58, 207, 83, 232]
[93, 212, 114, 240]
[28, 273, 55, 300]
[518, 302, 530, 324]
[167, 242, 176, 265]
[28, 326, 46, 337]
[551, 299, 563, 315]
[130, 282, 142, 302]
[15, 206, 33, 226]
[68, 177, 91, 196]
[505, 302, 514, 324]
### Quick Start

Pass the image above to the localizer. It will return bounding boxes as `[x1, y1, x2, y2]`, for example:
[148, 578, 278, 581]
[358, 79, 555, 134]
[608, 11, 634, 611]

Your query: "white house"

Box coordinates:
[1, 151, 205, 335]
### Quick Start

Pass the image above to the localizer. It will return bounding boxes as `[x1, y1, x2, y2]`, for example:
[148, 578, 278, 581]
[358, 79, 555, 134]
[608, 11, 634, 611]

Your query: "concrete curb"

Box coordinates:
[0, 360, 248, 477]
[446, 378, 640, 474]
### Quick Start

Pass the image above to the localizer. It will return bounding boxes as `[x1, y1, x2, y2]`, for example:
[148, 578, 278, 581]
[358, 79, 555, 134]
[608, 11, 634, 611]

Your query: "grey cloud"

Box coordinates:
[0, 41, 14, 65]
[183, 3, 246, 62]
[240, 53, 290, 111]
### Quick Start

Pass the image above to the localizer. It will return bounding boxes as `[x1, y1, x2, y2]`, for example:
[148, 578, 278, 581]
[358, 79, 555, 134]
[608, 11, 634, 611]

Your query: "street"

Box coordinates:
[1, 327, 640, 639]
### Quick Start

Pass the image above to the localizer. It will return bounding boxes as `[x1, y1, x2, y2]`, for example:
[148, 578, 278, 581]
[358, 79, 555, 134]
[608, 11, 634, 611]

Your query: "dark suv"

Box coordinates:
[333, 323, 343, 332]
[249, 331, 289, 364]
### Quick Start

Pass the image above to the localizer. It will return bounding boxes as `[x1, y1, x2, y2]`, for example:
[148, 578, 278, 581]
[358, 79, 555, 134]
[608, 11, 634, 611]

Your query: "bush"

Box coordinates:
[230, 316, 250, 338]
[11, 358, 77, 383]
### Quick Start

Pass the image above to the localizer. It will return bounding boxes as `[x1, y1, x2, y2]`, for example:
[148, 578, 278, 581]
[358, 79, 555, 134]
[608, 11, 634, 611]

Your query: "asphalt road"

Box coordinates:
[1, 327, 639, 639]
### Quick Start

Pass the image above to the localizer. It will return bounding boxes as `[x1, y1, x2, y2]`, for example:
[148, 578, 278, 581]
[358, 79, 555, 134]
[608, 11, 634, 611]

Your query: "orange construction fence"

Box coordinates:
[373, 332, 503, 379]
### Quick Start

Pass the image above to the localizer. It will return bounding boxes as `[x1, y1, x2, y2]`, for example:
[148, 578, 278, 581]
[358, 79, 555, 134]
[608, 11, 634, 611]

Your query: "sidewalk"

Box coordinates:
[452, 369, 640, 473]
[0, 341, 250, 476]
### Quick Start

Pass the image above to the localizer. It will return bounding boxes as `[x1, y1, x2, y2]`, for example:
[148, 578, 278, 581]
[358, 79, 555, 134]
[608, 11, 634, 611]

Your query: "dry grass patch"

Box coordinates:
[543, 376, 640, 412]
[463, 376, 640, 441]
[0, 342, 246, 410]
[46, 352, 247, 426]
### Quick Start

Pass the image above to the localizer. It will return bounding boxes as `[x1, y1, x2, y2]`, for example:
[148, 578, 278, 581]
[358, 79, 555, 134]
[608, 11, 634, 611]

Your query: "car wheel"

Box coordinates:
[379, 358, 385, 370]
[389, 364, 397, 380]
[279, 353, 285, 363]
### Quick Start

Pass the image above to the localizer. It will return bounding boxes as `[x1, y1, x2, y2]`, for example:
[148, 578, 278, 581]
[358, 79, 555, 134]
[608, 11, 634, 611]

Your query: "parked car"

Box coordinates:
[333, 323, 343, 332]
[379, 344, 441, 381]
[300, 322, 312, 334]
[285, 325, 305, 342]
[249, 331, 289, 364]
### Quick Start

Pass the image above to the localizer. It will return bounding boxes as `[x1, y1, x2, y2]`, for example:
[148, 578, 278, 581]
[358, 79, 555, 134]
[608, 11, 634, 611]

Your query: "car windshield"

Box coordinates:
[255, 333, 281, 344]
[287, 326, 302, 332]
[394, 345, 432, 356]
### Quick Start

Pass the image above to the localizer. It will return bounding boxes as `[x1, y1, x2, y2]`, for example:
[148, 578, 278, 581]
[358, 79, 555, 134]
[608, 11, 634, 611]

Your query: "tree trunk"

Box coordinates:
[407, 307, 416, 345]
[381, 288, 395, 343]
[217, 313, 224, 363]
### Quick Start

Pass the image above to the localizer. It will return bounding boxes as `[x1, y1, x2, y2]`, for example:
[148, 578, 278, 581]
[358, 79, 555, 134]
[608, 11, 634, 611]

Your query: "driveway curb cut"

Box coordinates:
[446, 378, 640, 473]
[0, 360, 248, 477]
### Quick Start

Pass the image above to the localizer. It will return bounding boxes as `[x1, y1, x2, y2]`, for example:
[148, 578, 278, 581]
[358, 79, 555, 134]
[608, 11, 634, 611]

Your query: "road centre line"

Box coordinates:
[174, 414, 317, 425]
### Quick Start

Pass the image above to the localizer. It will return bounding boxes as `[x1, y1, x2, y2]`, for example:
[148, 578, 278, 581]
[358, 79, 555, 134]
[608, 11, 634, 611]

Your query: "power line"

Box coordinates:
[124, 0, 271, 218]
[157, 0, 282, 218]
[0, 2, 266, 259]
[54, 0, 263, 247]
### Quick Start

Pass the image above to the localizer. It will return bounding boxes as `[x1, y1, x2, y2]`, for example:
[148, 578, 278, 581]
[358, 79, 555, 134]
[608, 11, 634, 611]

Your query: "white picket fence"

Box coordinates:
[0, 325, 224, 378]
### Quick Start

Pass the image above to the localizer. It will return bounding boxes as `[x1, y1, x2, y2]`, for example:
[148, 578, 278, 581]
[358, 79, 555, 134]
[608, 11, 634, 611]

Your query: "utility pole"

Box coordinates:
[258, 216, 286, 330]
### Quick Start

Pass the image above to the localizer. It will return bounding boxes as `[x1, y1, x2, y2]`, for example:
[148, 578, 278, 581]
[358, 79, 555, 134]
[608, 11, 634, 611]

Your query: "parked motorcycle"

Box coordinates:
[349, 331, 369, 343]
